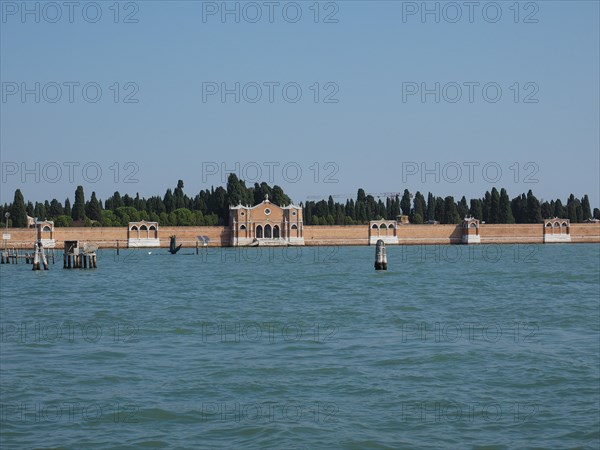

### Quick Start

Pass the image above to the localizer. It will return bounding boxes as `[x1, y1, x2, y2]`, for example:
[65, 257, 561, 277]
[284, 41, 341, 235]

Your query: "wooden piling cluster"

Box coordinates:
[63, 252, 97, 269]
[1, 249, 23, 264]
[32, 241, 49, 271]
[63, 241, 97, 270]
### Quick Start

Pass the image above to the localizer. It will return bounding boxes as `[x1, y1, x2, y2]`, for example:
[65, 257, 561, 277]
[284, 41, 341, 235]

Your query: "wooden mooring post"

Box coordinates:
[374, 239, 388, 271]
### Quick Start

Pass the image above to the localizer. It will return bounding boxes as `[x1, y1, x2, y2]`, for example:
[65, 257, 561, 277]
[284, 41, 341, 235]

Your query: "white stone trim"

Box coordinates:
[128, 238, 161, 248]
[369, 236, 399, 245]
[544, 234, 571, 243]
[462, 235, 481, 244]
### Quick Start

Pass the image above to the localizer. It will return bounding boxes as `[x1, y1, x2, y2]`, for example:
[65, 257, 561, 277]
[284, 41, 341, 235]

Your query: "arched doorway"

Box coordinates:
[273, 225, 280, 238]
[265, 224, 272, 238]
[256, 225, 263, 238]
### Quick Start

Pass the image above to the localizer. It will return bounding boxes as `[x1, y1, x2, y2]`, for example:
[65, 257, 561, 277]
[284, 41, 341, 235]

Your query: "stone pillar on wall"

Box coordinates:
[461, 217, 481, 244]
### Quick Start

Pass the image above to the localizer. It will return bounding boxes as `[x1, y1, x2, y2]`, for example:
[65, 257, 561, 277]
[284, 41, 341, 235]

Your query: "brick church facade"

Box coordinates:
[229, 195, 305, 246]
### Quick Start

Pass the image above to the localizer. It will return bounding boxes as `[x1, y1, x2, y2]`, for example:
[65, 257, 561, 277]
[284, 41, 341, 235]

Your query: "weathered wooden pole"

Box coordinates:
[32, 243, 39, 271]
[374, 239, 388, 271]
[116, 240, 120, 255]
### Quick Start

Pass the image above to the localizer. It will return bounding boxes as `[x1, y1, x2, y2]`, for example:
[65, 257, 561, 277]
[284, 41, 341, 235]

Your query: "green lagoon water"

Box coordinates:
[1, 244, 599, 449]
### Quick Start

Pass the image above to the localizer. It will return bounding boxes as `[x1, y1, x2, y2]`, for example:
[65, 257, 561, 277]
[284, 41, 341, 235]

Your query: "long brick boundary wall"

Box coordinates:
[2, 223, 599, 248]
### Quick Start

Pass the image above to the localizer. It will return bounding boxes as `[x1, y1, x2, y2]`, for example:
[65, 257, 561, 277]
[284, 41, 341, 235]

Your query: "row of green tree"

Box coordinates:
[304, 188, 598, 225]
[2, 176, 598, 228]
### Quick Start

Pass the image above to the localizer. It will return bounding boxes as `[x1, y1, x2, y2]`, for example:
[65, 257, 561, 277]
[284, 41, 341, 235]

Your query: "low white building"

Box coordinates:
[128, 221, 161, 247]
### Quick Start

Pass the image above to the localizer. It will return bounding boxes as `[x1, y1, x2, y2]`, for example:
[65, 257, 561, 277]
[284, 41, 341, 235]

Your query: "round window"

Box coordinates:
[292, 211, 296, 216]
[241, 212, 245, 216]
[264, 208, 271, 215]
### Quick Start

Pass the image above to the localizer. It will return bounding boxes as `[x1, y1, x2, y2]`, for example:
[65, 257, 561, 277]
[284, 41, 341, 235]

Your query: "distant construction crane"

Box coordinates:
[306, 192, 410, 201]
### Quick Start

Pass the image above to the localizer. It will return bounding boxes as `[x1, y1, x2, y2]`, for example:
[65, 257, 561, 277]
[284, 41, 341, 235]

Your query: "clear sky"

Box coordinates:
[1, 0, 599, 208]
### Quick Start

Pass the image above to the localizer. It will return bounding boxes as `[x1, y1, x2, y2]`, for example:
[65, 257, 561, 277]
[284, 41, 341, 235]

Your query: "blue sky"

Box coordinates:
[1, 0, 599, 207]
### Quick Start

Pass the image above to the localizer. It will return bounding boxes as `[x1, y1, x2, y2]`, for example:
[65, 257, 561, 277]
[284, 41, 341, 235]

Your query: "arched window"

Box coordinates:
[42, 225, 52, 232]
[256, 225, 263, 238]
[131, 225, 139, 231]
[291, 224, 298, 229]
[470, 223, 478, 228]
[265, 224, 272, 238]
[371, 224, 378, 229]
[240, 224, 247, 230]
[273, 225, 280, 238]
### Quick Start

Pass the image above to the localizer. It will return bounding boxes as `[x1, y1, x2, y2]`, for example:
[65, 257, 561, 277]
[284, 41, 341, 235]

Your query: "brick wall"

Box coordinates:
[2, 223, 598, 248]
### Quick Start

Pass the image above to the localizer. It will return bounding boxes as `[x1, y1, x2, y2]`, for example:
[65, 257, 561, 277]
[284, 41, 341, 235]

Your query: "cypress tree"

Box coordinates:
[72, 186, 86, 221]
[434, 196, 445, 223]
[10, 189, 28, 227]
[271, 186, 290, 206]
[554, 199, 565, 218]
[87, 192, 102, 222]
[581, 195, 592, 221]
[489, 188, 500, 223]
[470, 199, 483, 220]
[499, 188, 515, 223]
[413, 192, 426, 222]
[174, 180, 186, 209]
[575, 198, 583, 223]
[482, 191, 491, 223]
[328, 196, 335, 215]
[34, 202, 46, 220]
[443, 196, 460, 224]
[64, 198, 71, 217]
[227, 174, 244, 206]
[567, 194, 578, 222]
[356, 202, 367, 223]
[526, 190, 542, 223]
[164, 189, 175, 213]
[377, 199, 386, 219]
[457, 196, 469, 220]
[400, 189, 411, 216]
[540, 201, 552, 219]
[356, 188, 366, 204]
[304, 202, 313, 225]
[426, 192, 435, 221]
[113, 192, 124, 209]
[49, 199, 63, 217]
